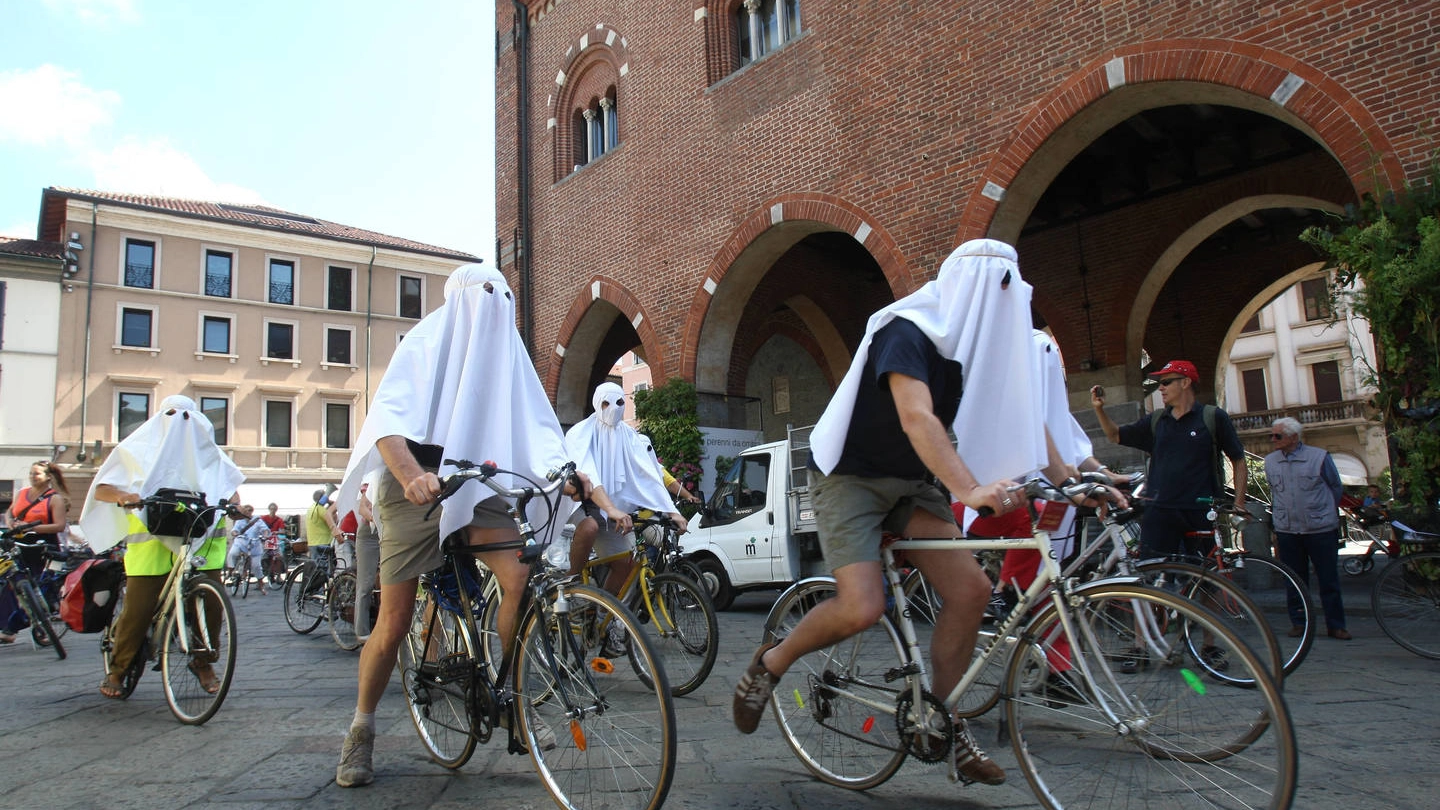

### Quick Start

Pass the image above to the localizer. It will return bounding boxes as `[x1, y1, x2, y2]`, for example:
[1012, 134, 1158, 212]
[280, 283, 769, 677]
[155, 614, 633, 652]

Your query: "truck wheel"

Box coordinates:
[693, 557, 735, 611]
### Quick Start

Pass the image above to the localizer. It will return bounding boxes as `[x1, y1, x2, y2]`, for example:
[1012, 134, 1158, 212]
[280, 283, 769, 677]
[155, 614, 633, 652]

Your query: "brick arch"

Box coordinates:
[683, 192, 908, 393]
[548, 276, 663, 424]
[700, 0, 745, 85]
[549, 24, 631, 182]
[1128, 194, 1346, 374]
[958, 38, 1406, 243]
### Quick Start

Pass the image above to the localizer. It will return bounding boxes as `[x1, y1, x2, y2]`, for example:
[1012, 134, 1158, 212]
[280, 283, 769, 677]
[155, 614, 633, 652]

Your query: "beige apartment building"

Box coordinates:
[28, 187, 478, 514]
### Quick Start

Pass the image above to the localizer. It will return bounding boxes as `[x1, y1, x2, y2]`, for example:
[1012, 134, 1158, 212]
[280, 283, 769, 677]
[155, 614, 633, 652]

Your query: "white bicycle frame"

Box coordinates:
[845, 522, 1162, 734]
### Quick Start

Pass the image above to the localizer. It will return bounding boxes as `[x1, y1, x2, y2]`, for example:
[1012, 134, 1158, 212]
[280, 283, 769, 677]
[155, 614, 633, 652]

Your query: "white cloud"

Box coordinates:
[42, 0, 140, 25]
[0, 64, 120, 147]
[88, 138, 266, 204]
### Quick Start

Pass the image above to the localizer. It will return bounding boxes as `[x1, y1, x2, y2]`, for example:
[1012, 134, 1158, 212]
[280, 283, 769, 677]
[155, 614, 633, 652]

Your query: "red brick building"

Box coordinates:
[494, 1, 1438, 443]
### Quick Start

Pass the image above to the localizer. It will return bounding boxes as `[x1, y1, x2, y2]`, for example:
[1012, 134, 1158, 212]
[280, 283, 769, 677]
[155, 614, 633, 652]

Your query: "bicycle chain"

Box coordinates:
[895, 690, 953, 763]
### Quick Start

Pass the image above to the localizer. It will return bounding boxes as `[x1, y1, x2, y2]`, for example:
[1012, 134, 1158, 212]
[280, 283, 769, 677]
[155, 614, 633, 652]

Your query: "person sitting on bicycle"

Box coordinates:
[733, 239, 1050, 787]
[330, 264, 624, 789]
[562, 384, 687, 609]
[1, 460, 71, 644]
[226, 504, 270, 595]
[79, 395, 244, 700]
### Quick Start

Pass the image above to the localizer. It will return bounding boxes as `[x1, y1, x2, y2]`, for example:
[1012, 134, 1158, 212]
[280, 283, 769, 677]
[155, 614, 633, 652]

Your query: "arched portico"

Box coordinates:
[549, 277, 663, 425]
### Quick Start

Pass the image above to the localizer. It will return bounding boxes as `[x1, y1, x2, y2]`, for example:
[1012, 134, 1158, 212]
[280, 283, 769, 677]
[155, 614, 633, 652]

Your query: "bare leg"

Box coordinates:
[355, 579, 419, 714]
[471, 525, 529, 658]
[567, 517, 598, 577]
[903, 511, 990, 701]
[758, 560, 886, 677]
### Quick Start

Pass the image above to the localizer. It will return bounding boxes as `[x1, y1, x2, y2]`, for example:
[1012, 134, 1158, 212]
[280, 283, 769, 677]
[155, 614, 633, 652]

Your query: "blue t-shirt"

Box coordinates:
[1117, 405, 1244, 509]
[826, 318, 963, 479]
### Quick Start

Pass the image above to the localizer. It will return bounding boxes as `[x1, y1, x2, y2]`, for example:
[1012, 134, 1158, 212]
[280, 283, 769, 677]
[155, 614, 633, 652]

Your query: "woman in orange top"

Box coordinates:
[2, 461, 71, 643]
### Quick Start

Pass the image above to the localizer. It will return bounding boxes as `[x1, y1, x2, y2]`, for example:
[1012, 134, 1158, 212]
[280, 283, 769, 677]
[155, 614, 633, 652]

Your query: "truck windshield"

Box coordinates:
[712, 452, 771, 522]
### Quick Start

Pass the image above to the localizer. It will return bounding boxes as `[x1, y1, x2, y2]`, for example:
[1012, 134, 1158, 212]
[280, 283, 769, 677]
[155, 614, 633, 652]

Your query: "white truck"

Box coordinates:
[682, 425, 826, 610]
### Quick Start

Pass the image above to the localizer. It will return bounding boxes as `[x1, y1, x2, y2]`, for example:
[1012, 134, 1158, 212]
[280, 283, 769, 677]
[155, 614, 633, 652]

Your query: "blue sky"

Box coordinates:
[0, 0, 497, 261]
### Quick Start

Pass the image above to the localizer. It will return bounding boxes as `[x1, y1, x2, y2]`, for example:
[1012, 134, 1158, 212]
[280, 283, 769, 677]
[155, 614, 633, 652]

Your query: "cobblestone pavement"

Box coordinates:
[0, 568, 1434, 809]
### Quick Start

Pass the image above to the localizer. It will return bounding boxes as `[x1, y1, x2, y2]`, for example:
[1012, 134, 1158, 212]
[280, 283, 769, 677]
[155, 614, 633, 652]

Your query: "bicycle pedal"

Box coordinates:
[435, 653, 473, 682]
[884, 662, 921, 683]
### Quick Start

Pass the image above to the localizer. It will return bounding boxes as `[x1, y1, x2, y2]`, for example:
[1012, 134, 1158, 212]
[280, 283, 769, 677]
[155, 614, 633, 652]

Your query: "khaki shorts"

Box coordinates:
[568, 501, 629, 559]
[376, 466, 515, 585]
[809, 470, 956, 572]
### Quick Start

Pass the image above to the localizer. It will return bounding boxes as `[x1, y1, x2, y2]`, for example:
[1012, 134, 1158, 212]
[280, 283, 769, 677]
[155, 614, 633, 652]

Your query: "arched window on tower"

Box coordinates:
[571, 88, 620, 174]
[734, 0, 801, 68]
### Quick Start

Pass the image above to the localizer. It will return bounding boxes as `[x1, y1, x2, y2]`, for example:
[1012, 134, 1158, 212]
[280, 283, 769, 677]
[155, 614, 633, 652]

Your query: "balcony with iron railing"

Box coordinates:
[124, 262, 153, 288]
[1232, 398, 1374, 453]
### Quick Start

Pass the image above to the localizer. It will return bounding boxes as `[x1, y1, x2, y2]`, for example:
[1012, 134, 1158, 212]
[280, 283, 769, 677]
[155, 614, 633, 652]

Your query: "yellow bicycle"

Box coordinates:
[572, 511, 719, 696]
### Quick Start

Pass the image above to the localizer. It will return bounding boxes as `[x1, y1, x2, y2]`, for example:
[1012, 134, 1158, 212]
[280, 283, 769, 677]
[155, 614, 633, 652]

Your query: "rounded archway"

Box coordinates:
[686, 195, 904, 431]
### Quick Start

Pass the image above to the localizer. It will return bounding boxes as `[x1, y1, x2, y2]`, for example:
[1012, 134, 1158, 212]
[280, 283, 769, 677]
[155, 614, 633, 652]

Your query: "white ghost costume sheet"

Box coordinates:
[1032, 330, 1093, 468]
[564, 383, 674, 515]
[333, 265, 570, 545]
[79, 395, 246, 553]
[809, 239, 1047, 486]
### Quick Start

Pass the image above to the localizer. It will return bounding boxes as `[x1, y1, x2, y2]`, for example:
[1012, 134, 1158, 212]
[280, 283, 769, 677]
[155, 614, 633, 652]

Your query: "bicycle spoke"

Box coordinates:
[1008, 583, 1296, 810]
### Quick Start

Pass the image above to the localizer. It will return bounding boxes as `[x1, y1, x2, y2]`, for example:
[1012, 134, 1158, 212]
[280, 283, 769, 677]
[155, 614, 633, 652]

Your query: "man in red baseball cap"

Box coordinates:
[1089, 359, 1248, 561]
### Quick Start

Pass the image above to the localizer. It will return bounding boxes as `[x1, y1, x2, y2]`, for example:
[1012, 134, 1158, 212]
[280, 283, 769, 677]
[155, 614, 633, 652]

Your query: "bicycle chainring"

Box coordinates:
[895, 690, 952, 763]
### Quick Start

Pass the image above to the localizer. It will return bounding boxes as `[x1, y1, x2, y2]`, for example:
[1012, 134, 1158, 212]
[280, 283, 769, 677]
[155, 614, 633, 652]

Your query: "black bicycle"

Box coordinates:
[398, 459, 676, 810]
[0, 522, 66, 658]
[283, 543, 341, 634]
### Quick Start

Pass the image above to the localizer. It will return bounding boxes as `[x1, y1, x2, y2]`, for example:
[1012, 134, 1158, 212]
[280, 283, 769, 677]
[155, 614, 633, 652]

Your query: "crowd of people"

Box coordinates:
[0, 245, 1385, 793]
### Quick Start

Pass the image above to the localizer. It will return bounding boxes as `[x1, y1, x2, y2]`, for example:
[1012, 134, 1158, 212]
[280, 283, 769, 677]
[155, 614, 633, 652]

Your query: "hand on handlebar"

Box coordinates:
[604, 507, 633, 534]
[403, 471, 444, 506]
[961, 481, 1019, 518]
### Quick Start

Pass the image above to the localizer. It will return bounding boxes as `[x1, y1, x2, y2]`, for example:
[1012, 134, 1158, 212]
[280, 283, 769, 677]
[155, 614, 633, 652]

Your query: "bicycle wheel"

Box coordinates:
[16, 580, 66, 659]
[328, 569, 361, 651]
[1134, 560, 1284, 684]
[765, 578, 909, 790]
[630, 572, 718, 696]
[897, 568, 1012, 718]
[99, 588, 144, 698]
[516, 583, 676, 810]
[1372, 550, 1440, 659]
[398, 591, 478, 768]
[161, 578, 236, 725]
[283, 559, 325, 634]
[477, 569, 506, 682]
[37, 572, 69, 641]
[1008, 582, 1297, 810]
[1210, 554, 1316, 676]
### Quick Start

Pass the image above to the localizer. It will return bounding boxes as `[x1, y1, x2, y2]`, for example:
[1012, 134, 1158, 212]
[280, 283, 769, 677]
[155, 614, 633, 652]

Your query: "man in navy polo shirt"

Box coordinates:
[1090, 360, 1248, 559]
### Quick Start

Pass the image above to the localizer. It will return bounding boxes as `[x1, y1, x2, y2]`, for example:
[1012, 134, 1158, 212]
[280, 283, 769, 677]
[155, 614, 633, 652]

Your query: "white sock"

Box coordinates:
[352, 710, 375, 732]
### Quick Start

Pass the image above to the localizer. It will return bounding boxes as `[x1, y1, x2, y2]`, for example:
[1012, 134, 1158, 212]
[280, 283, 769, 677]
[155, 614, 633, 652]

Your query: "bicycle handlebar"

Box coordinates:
[425, 459, 579, 562]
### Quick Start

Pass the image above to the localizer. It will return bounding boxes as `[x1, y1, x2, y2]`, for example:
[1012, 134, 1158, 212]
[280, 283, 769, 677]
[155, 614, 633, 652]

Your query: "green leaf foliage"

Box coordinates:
[1301, 166, 1440, 515]
[634, 377, 704, 497]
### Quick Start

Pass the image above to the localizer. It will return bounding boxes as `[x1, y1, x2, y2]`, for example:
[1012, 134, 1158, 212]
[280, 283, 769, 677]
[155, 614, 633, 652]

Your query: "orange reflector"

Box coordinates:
[591, 657, 615, 674]
[862, 716, 875, 733]
[570, 719, 587, 750]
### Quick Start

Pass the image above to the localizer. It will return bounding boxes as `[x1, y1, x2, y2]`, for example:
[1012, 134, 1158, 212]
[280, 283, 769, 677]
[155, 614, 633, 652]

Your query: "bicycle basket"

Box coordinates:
[145, 488, 210, 538]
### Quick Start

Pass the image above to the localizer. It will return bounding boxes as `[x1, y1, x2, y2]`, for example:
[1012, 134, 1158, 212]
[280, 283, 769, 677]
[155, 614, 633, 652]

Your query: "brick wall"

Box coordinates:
[495, 0, 1439, 403]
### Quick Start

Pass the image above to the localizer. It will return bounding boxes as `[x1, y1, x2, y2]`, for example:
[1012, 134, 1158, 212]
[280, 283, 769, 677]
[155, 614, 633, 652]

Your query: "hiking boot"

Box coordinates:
[1199, 645, 1229, 672]
[1117, 647, 1148, 675]
[983, 591, 1008, 623]
[500, 704, 557, 752]
[1042, 672, 1088, 707]
[335, 725, 375, 788]
[733, 641, 781, 734]
[599, 622, 629, 659]
[953, 719, 1005, 785]
[527, 706, 558, 751]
